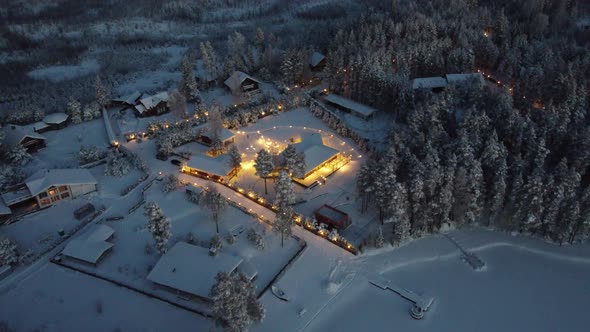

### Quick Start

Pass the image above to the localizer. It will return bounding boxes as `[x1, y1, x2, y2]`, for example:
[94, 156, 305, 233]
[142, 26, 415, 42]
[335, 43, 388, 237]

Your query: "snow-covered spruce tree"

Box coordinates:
[280, 144, 298, 174]
[200, 41, 219, 82]
[202, 187, 228, 233]
[144, 202, 172, 254]
[179, 55, 201, 102]
[104, 152, 132, 177]
[228, 145, 242, 170]
[8, 144, 31, 167]
[0, 238, 18, 266]
[78, 145, 105, 164]
[210, 272, 264, 332]
[481, 131, 508, 225]
[274, 205, 295, 248]
[274, 170, 295, 208]
[292, 152, 306, 179]
[67, 96, 82, 124]
[167, 90, 188, 120]
[356, 159, 377, 213]
[436, 154, 456, 230]
[207, 105, 225, 156]
[162, 174, 178, 193]
[0, 165, 23, 191]
[95, 75, 109, 107]
[374, 158, 398, 222]
[375, 226, 385, 248]
[452, 136, 483, 225]
[254, 149, 274, 194]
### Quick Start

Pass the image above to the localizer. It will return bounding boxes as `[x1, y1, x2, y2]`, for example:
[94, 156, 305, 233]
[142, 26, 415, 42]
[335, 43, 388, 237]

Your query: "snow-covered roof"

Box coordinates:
[112, 91, 142, 105]
[445, 73, 485, 86]
[62, 224, 114, 264]
[236, 259, 258, 280]
[315, 204, 347, 223]
[31, 121, 50, 132]
[310, 52, 326, 67]
[2, 125, 47, 146]
[139, 92, 169, 111]
[42, 112, 69, 125]
[147, 242, 243, 299]
[411, 77, 448, 90]
[224, 71, 260, 91]
[134, 104, 147, 115]
[292, 133, 340, 176]
[186, 154, 233, 177]
[194, 124, 235, 142]
[0, 200, 11, 216]
[25, 168, 97, 196]
[324, 94, 378, 118]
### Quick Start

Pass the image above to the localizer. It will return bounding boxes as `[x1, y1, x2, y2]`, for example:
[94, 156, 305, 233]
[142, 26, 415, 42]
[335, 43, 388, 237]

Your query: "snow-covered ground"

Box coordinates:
[27, 59, 100, 83]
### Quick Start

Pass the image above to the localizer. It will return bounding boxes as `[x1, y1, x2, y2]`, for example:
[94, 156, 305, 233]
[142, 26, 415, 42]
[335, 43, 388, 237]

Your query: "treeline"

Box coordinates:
[358, 83, 590, 244]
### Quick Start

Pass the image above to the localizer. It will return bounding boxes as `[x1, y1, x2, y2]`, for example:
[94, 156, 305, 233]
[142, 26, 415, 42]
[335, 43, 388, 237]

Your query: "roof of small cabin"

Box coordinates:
[134, 104, 147, 115]
[113, 91, 142, 105]
[186, 154, 233, 177]
[324, 94, 378, 117]
[147, 242, 243, 299]
[25, 168, 97, 196]
[2, 125, 47, 146]
[310, 52, 326, 67]
[62, 224, 114, 264]
[139, 92, 169, 111]
[194, 124, 235, 142]
[43, 112, 69, 125]
[224, 71, 260, 91]
[411, 77, 448, 90]
[292, 133, 340, 176]
[0, 200, 11, 215]
[315, 204, 348, 222]
[445, 73, 485, 85]
[31, 121, 50, 132]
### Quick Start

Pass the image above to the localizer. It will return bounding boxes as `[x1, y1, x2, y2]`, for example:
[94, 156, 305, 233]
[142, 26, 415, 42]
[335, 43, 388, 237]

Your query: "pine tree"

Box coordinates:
[274, 170, 295, 207]
[95, 75, 109, 107]
[0, 238, 18, 266]
[274, 205, 295, 247]
[202, 187, 228, 233]
[67, 96, 82, 124]
[280, 144, 298, 174]
[0, 165, 24, 192]
[254, 149, 274, 194]
[255, 27, 265, 49]
[144, 202, 172, 254]
[357, 160, 377, 213]
[179, 55, 201, 102]
[437, 154, 456, 229]
[167, 90, 188, 119]
[8, 144, 31, 166]
[375, 226, 385, 248]
[105, 152, 132, 177]
[210, 272, 265, 332]
[78, 145, 105, 164]
[207, 106, 225, 156]
[200, 41, 219, 81]
[228, 145, 242, 170]
[162, 174, 178, 193]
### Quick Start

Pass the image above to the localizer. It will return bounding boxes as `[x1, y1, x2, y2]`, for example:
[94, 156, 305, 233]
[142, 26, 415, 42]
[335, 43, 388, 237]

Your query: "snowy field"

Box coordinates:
[301, 229, 590, 332]
[27, 58, 100, 83]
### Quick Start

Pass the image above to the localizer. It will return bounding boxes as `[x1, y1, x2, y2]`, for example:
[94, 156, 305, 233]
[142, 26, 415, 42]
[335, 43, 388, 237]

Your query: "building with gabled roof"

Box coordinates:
[411, 76, 448, 91]
[291, 133, 341, 179]
[194, 123, 235, 146]
[42, 112, 70, 131]
[182, 153, 237, 182]
[134, 92, 169, 117]
[309, 51, 326, 71]
[111, 91, 142, 109]
[25, 169, 97, 208]
[2, 125, 47, 151]
[224, 71, 261, 96]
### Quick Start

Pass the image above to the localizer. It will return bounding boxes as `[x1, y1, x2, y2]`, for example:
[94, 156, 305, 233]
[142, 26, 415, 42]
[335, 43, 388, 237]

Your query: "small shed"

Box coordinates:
[445, 73, 485, 87]
[309, 52, 326, 71]
[111, 91, 142, 109]
[224, 71, 261, 96]
[411, 77, 448, 91]
[134, 92, 169, 117]
[62, 224, 115, 265]
[324, 94, 379, 120]
[194, 124, 235, 146]
[2, 125, 47, 152]
[314, 204, 351, 230]
[42, 113, 70, 130]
